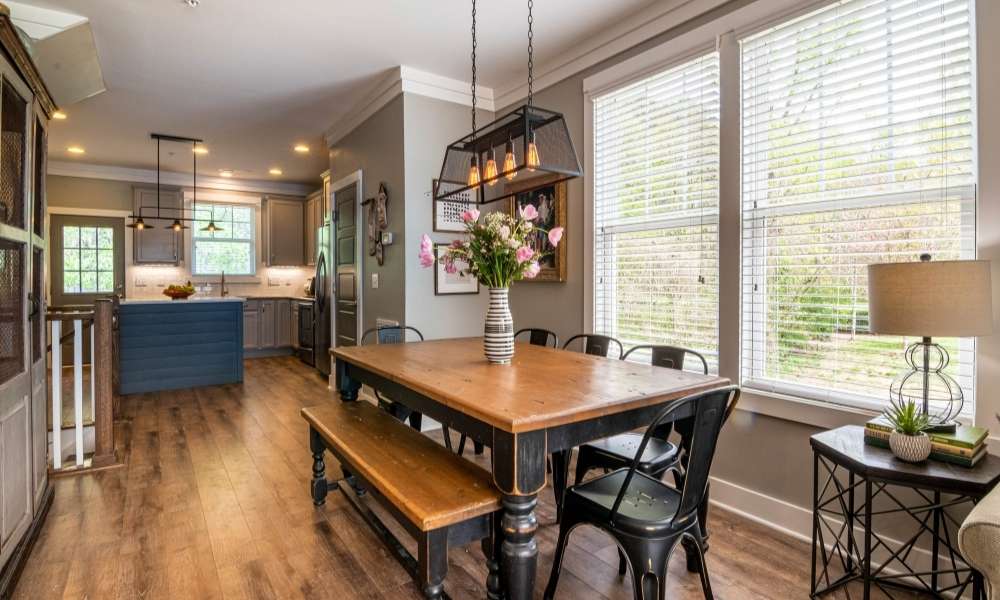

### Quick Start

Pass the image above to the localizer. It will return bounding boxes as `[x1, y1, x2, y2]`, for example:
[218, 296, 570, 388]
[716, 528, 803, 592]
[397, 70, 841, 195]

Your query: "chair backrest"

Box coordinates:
[514, 328, 559, 348]
[562, 334, 624, 359]
[609, 386, 740, 528]
[622, 345, 708, 375]
[360, 325, 425, 346]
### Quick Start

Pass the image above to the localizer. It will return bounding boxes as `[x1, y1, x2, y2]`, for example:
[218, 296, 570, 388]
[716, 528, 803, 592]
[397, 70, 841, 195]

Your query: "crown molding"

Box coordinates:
[493, 0, 733, 108]
[324, 65, 495, 147]
[48, 161, 313, 196]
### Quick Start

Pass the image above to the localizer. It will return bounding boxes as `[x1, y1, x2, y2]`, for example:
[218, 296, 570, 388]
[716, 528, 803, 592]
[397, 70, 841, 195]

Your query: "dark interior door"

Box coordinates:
[49, 214, 125, 308]
[334, 184, 357, 347]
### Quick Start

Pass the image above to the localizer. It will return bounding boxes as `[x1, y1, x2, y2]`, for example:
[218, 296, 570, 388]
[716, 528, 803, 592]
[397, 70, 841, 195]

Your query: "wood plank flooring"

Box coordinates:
[14, 356, 865, 599]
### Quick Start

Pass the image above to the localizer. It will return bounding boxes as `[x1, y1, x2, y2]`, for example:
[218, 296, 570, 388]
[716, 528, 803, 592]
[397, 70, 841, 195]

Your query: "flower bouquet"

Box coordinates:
[419, 205, 563, 363]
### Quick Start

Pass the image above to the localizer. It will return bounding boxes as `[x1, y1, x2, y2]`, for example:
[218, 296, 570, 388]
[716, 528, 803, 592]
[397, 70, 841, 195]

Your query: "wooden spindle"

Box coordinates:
[51, 319, 62, 470]
[74, 319, 84, 467]
[91, 299, 116, 468]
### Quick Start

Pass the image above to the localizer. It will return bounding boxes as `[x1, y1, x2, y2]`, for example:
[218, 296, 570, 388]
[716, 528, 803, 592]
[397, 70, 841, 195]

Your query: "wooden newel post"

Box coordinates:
[91, 299, 116, 468]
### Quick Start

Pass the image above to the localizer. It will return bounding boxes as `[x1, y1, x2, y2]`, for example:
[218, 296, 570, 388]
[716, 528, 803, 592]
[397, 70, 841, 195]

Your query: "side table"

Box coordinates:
[810, 425, 1000, 600]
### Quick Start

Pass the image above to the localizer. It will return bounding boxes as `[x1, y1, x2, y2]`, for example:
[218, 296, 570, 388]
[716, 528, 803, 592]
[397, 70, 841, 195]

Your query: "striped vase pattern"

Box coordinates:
[484, 287, 514, 364]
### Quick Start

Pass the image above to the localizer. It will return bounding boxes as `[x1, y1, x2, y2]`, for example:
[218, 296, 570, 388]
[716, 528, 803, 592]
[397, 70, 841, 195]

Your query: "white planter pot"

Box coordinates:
[483, 287, 514, 364]
[889, 431, 932, 463]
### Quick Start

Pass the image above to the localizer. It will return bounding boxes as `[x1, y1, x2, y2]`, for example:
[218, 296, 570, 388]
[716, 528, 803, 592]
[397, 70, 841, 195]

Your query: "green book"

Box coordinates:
[866, 416, 988, 450]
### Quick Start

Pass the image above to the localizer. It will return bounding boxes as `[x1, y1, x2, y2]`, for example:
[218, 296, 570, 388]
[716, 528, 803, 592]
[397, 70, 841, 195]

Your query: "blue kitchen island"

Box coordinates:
[117, 297, 244, 394]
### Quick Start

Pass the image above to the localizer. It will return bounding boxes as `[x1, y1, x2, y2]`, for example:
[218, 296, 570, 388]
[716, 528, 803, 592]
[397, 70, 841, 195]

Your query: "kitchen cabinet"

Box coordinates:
[291, 301, 300, 348]
[133, 187, 184, 264]
[264, 196, 304, 266]
[322, 171, 331, 224]
[243, 301, 259, 350]
[304, 190, 321, 266]
[243, 299, 293, 353]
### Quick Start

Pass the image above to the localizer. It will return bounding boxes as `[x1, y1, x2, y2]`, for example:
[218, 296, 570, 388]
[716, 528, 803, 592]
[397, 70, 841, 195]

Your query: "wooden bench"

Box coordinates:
[302, 400, 503, 599]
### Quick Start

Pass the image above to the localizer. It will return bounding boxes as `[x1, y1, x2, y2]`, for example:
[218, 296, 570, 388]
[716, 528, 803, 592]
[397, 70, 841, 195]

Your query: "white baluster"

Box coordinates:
[90, 324, 95, 429]
[51, 320, 61, 470]
[74, 319, 84, 467]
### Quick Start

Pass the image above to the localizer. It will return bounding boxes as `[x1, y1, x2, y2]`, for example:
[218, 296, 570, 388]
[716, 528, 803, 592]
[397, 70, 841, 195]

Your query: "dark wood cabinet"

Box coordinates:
[133, 187, 183, 265]
[264, 196, 304, 267]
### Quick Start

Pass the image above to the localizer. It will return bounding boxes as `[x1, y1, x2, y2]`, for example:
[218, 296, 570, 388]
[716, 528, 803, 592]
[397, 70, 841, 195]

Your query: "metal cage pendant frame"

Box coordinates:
[433, 103, 582, 206]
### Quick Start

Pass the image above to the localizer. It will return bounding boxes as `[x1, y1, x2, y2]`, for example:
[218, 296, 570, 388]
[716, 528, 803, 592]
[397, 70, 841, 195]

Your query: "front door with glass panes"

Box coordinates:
[49, 215, 125, 307]
[0, 58, 44, 571]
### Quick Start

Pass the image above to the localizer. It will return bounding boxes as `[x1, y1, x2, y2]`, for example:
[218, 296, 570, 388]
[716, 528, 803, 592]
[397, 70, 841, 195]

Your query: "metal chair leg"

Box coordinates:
[543, 515, 578, 600]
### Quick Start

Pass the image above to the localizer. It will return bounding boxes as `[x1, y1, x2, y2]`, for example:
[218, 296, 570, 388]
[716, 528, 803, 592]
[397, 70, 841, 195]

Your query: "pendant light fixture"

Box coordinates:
[434, 0, 581, 205]
[128, 133, 206, 230]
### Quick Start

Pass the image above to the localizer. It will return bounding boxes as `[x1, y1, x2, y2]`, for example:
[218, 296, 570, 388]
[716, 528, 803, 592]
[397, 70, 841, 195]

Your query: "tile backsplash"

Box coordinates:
[127, 265, 313, 299]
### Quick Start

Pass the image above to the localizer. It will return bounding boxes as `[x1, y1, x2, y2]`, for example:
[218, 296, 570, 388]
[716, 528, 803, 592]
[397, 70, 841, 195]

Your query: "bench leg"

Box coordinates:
[482, 512, 504, 600]
[418, 529, 448, 600]
[309, 427, 328, 506]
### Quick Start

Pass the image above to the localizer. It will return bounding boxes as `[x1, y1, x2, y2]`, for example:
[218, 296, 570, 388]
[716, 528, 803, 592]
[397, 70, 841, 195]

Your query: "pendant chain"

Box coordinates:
[527, 0, 534, 108]
[471, 0, 477, 134]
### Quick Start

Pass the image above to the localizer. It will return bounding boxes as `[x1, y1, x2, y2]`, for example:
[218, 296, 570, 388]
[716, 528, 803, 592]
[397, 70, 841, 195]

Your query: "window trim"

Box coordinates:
[190, 200, 258, 277]
[583, 0, 981, 424]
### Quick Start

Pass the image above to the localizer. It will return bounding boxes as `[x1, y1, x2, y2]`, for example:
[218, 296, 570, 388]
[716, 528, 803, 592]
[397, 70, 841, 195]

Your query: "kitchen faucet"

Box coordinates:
[221, 271, 228, 297]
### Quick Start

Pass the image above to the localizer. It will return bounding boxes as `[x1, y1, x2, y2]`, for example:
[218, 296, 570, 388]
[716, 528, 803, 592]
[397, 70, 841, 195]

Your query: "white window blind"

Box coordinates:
[593, 52, 720, 371]
[192, 203, 257, 276]
[740, 0, 976, 410]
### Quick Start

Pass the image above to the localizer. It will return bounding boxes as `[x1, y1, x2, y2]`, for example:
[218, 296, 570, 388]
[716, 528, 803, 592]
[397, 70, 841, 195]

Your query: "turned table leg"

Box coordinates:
[309, 427, 328, 506]
[501, 493, 539, 600]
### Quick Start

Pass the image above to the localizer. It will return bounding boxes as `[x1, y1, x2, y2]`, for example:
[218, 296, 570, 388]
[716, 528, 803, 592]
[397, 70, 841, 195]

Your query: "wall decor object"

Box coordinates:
[363, 183, 390, 265]
[433, 244, 479, 296]
[432, 179, 473, 232]
[507, 178, 567, 282]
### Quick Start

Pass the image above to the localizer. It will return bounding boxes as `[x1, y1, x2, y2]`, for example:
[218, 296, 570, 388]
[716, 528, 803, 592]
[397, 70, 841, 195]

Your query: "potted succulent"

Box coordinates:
[884, 400, 932, 463]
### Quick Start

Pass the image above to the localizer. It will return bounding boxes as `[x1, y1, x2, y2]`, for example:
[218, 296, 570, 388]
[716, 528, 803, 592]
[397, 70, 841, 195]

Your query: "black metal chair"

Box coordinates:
[360, 326, 472, 456]
[514, 327, 560, 348]
[544, 386, 740, 600]
[562, 333, 624, 359]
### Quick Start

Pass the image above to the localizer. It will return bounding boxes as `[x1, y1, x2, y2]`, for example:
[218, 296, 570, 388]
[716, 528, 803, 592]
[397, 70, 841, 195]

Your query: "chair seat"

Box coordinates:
[583, 433, 680, 473]
[567, 469, 681, 537]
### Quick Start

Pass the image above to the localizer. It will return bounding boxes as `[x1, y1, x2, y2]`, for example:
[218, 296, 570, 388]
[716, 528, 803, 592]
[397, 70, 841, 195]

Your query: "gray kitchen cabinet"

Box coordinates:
[260, 300, 276, 347]
[322, 171, 331, 224]
[291, 302, 300, 348]
[243, 301, 259, 350]
[133, 187, 184, 264]
[276, 300, 291, 347]
[265, 196, 304, 266]
[304, 190, 320, 266]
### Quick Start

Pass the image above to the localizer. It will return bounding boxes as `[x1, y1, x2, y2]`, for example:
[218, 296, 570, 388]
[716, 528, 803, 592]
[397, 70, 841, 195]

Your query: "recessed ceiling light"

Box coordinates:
[183, 0, 200, 7]
[293, 144, 310, 154]
[218, 169, 234, 178]
[53, 111, 67, 120]
[269, 168, 283, 176]
[192, 146, 208, 155]
[67, 146, 85, 154]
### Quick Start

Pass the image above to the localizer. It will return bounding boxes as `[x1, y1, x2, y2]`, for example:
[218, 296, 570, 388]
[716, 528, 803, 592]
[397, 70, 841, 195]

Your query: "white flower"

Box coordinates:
[499, 225, 510, 240]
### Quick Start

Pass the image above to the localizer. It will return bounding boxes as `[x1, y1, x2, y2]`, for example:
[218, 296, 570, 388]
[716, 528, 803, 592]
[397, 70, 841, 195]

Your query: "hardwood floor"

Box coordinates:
[15, 356, 855, 599]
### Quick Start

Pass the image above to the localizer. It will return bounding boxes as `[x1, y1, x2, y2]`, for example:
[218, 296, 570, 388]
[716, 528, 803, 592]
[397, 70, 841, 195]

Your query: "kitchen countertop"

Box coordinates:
[120, 297, 248, 305]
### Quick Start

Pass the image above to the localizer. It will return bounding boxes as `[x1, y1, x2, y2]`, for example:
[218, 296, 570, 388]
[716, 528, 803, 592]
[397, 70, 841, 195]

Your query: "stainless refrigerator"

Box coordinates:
[313, 224, 332, 377]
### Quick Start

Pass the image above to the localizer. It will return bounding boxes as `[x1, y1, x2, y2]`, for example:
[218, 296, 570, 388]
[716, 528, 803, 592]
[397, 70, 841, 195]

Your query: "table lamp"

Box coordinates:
[867, 254, 993, 432]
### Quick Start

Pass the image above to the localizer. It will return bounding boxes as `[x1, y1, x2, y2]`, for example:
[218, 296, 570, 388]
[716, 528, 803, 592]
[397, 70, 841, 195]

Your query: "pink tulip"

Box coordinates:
[461, 208, 481, 223]
[419, 234, 436, 267]
[548, 227, 564, 247]
[519, 204, 538, 221]
[419, 252, 435, 268]
[525, 261, 541, 278]
[515, 246, 534, 264]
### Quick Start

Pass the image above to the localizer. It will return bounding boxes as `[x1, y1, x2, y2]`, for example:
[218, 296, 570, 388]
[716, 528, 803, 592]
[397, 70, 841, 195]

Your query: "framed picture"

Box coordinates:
[434, 244, 480, 295]
[432, 179, 474, 232]
[508, 178, 567, 282]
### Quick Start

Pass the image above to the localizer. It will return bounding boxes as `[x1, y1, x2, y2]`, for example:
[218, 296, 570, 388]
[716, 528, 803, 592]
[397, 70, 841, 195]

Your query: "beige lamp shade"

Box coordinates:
[867, 259, 994, 337]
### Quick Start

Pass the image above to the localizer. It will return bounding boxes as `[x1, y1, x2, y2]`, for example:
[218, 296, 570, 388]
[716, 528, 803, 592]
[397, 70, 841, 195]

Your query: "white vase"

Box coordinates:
[484, 287, 514, 364]
[889, 431, 932, 463]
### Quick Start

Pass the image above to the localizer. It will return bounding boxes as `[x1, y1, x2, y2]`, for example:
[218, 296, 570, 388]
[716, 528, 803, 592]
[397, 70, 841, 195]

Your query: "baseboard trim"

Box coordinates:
[0, 482, 53, 600]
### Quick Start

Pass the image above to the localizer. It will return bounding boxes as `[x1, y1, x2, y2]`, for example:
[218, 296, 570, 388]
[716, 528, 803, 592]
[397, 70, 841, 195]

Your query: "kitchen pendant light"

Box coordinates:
[129, 133, 206, 229]
[127, 216, 153, 230]
[434, 0, 581, 205]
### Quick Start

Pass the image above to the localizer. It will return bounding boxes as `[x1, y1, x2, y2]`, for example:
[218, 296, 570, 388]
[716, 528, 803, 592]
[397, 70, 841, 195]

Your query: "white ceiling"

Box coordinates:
[23, 0, 667, 187]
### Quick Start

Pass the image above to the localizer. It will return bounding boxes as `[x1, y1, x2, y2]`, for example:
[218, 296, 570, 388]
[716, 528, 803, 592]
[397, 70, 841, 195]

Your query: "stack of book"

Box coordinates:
[864, 416, 990, 467]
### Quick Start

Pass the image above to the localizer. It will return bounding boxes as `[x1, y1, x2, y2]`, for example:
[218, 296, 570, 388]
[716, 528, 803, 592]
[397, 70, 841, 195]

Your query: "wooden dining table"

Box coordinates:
[332, 337, 729, 600]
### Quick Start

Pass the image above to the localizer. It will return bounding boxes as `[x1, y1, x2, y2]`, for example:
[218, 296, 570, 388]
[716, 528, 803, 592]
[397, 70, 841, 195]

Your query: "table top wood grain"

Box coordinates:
[333, 337, 729, 433]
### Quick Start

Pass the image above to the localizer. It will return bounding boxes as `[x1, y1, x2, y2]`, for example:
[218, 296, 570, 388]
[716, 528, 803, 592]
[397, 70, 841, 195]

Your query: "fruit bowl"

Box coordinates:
[163, 282, 196, 300]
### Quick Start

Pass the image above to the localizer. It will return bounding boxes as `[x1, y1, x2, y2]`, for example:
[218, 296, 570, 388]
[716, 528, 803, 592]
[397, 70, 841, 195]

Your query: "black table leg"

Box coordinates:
[501, 493, 538, 600]
[550, 450, 570, 523]
[810, 450, 819, 596]
[863, 479, 872, 600]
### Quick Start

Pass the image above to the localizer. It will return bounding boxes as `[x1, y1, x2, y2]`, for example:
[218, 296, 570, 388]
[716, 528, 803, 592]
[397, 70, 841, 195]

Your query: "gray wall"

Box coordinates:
[329, 95, 407, 334]
[496, 0, 1000, 525]
[402, 94, 491, 339]
[48, 175, 134, 211]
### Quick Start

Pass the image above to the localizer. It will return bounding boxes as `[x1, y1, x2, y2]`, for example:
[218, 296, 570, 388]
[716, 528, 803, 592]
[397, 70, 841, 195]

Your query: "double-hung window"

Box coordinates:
[592, 52, 721, 371]
[740, 0, 977, 410]
[192, 203, 256, 276]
